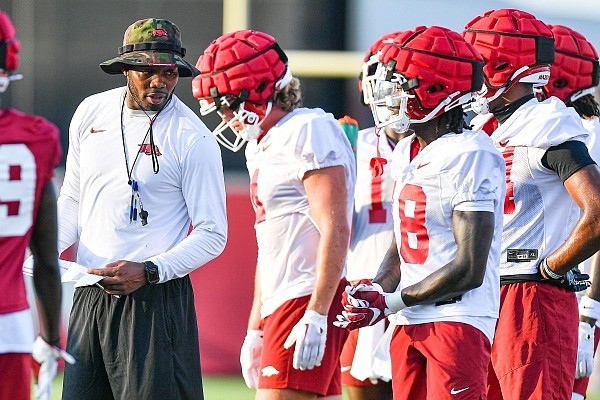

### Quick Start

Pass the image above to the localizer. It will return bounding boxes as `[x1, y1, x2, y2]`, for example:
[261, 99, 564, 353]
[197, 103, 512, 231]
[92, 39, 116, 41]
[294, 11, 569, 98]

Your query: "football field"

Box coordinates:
[40, 373, 600, 400]
[45, 374, 257, 400]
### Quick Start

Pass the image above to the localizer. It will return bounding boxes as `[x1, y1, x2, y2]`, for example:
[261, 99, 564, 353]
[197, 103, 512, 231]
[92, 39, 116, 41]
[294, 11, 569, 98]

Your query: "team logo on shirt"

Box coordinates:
[261, 366, 280, 377]
[89, 127, 106, 133]
[138, 144, 162, 156]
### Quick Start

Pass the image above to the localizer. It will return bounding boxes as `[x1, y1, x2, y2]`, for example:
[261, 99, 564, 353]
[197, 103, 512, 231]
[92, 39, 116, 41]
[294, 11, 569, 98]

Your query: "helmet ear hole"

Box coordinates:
[427, 83, 445, 93]
[492, 60, 509, 71]
[553, 79, 568, 88]
[256, 80, 267, 93]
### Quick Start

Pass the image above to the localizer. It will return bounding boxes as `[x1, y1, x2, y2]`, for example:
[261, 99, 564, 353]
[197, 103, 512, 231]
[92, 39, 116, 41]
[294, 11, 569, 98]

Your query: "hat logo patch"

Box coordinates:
[152, 29, 168, 37]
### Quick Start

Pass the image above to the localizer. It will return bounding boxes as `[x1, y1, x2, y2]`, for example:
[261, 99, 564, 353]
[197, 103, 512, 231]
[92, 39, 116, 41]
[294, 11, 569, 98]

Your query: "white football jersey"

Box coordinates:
[245, 108, 356, 319]
[490, 97, 589, 276]
[346, 127, 396, 281]
[391, 129, 506, 341]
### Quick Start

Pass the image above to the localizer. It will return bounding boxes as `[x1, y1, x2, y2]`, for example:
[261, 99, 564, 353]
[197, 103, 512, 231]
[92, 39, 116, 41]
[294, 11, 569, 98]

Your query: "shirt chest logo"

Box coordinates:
[138, 144, 162, 156]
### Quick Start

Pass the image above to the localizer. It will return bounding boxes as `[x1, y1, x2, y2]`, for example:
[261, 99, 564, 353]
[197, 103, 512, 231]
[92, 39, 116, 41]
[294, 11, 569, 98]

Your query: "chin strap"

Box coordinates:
[491, 94, 535, 125]
[0, 73, 22, 93]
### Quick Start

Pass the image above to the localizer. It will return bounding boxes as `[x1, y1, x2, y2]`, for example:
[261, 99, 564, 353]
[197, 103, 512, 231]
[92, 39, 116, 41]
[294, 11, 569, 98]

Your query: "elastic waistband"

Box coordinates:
[500, 273, 543, 286]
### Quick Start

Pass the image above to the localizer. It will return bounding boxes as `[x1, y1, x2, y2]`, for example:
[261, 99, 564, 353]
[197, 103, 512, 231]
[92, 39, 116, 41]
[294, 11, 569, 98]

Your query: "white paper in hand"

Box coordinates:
[23, 258, 103, 287]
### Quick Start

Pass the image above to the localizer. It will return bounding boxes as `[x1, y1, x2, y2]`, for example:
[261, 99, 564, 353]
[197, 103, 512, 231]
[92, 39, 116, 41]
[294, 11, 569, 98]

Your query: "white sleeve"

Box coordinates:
[296, 115, 350, 179]
[449, 149, 505, 210]
[147, 135, 228, 281]
[57, 101, 85, 254]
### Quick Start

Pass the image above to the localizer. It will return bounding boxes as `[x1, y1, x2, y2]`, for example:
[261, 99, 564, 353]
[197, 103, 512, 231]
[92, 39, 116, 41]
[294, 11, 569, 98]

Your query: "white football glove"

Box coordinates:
[32, 336, 76, 400]
[283, 310, 327, 370]
[239, 330, 263, 389]
[575, 322, 595, 379]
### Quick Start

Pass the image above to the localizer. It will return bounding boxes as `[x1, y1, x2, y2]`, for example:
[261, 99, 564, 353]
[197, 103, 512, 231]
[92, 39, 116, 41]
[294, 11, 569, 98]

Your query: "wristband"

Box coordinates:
[541, 258, 563, 280]
[579, 295, 600, 321]
[384, 291, 407, 313]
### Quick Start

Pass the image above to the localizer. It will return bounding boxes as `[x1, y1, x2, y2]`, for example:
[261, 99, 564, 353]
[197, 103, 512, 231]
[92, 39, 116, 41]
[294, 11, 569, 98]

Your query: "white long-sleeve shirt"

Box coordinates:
[59, 87, 227, 282]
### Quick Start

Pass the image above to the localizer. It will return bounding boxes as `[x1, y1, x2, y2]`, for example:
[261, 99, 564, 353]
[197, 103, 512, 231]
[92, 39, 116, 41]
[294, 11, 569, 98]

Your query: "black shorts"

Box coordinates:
[62, 276, 204, 400]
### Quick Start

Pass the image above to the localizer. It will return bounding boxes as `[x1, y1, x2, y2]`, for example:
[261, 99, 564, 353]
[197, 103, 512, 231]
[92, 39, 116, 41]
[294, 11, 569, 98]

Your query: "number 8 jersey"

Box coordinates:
[390, 129, 505, 341]
[0, 108, 61, 314]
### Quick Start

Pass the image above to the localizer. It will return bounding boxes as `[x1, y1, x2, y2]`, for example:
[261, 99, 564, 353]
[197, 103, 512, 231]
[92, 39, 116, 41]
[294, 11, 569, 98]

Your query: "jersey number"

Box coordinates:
[502, 147, 516, 214]
[0, 144, 36, 236]
[250, 169, 266, 224]
[398, 184, 429, 264]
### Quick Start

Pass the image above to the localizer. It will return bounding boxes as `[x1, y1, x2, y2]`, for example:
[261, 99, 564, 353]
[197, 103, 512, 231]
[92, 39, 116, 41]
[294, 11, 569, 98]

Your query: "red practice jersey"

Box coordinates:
[0, 108, 61, 314]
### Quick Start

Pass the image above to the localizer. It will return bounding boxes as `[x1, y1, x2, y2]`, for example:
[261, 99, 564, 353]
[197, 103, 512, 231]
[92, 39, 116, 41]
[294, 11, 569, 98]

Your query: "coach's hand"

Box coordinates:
[576, 321, 595, 378]
[87, 260, 146, 295]
[240, 330, 263, 388]
[32, 336, 75, 400]
[283, 310, 327, 370]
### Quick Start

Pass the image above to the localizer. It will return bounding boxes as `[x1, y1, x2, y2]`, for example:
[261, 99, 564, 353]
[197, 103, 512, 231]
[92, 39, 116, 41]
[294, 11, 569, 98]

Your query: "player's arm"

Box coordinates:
[372, 236, 401, 293]
[282, 165, 349, 370]
[542, 143, 600, 275]
[30, 181, 62, 346]
[247, 264, 262, 330]
[400, 210, 495, 306]
[303, 165, 350, 314]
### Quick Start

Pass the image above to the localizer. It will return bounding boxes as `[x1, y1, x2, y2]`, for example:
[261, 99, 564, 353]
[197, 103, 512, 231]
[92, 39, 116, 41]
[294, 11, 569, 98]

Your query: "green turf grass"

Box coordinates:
[38, 373, 600, 400]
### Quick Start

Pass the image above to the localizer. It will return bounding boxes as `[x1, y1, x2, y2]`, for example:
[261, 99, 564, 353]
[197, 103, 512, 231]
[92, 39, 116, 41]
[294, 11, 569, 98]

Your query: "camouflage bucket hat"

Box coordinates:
[100, 18, 199, 77]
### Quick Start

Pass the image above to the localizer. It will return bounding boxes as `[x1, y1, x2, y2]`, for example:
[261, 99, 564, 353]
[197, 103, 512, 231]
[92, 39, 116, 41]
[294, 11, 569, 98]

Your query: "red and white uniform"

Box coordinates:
[346, 127, 396, 281]
[492, 97, 588, 277]
[342, 127, 396, 385]
[391, 129, 505, 343]
[488, 96, 589, 400]
[0, 108, 61, 353]
[245, 107, 356, 319]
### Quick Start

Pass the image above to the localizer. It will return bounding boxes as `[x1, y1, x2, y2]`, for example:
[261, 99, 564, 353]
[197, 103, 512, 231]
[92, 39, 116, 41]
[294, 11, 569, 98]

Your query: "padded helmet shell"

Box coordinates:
[463, 9, 554, 98]
[378, 25, 484, 121]
[192, 30, 288, 112]
[0, 11, 20, 71]
[543, 25, 599, 103]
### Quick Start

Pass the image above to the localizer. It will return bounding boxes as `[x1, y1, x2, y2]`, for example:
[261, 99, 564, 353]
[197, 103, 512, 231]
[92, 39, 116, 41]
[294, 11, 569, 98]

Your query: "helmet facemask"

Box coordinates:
[199, 94, 273, 152]
[370, 67, 413, 133]
[361, 53, 382, 106]
[371, 63, 476, 133]
[0, 71, 22, 93]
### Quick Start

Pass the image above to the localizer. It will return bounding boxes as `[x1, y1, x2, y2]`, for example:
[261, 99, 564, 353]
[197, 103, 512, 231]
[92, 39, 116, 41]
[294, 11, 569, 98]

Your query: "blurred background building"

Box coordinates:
[3, 0, 600, 384]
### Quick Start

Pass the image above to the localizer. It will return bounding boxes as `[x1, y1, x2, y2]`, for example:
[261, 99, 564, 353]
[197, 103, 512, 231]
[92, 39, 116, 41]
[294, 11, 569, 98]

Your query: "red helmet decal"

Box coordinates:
[378, 26, 483, 120]
[463, 9, 554, 92]
[192, 29, 288, 116]
[152, 29, 168, 37]
[0, 11, 20, 71]
[544, 25, 599, 102]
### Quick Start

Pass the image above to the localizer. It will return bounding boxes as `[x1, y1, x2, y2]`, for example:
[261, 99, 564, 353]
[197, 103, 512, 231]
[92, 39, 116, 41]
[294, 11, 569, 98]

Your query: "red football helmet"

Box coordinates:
[541, 25, 599, 103]
[0, 11, 22, 93]
[359, 31, 404, 106]
[192, 30, 292, 151]
[463, 9, 554, 113]
[370, 26, 483, 133]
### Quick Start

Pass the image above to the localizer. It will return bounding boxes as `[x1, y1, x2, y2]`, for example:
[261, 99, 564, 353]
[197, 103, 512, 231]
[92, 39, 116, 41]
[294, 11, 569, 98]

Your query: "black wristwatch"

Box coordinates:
[143, 261, 160, 285]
